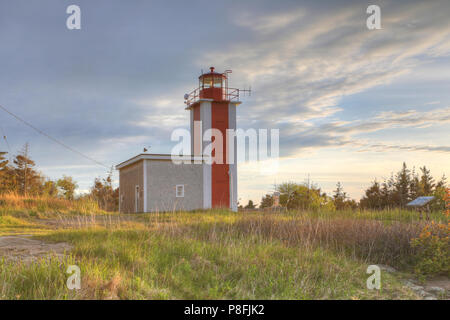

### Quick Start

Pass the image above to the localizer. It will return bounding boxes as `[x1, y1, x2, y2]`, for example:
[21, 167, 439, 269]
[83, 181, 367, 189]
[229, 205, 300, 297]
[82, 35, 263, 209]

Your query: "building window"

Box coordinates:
[176, 185, 184, 198]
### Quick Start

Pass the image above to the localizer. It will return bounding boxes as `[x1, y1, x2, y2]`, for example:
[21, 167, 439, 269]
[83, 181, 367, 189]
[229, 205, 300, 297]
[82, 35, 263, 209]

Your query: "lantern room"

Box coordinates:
[199, 67, 227, 101]
[184, 67, 249, 108]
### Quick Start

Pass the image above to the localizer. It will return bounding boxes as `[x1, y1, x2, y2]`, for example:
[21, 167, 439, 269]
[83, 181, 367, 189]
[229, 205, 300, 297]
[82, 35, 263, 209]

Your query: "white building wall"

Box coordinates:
[145, 160, 204, 212]
[190, 108, 194, 155]
[203, 163, 212, 209]
[200, 101, 212, 156]
[200, 101, 212, 208]
[228, 102, 238, 212]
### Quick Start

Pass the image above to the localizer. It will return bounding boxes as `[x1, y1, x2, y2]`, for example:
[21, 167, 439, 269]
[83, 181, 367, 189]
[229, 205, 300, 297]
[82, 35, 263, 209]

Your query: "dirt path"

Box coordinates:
[0, 235, 71, 264]
[0, 215, 139, 264]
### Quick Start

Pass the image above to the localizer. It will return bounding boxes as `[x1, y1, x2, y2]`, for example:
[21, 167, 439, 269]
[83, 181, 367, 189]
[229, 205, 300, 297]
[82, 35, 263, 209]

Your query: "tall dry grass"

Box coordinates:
[156, 212, 425, 270]
[236, 216, 422, 267]
[0, 193, 106, 216]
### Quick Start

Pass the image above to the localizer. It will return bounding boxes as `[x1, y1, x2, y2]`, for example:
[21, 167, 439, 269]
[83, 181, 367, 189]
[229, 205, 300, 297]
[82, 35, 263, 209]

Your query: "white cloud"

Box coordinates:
[234, 9, 305, 35]
[199, 2, 450, 157]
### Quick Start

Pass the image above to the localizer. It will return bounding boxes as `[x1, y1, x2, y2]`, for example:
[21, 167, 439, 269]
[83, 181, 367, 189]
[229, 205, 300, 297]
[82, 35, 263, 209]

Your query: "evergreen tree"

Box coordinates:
[0, 151, 9, 193]
[13, 143, 40, 196]
[260, 194, 273, 208]
[409, 166, 420, 200]
[435, 174, 447, 189]
[360, 180, 382, 209]
[419, 166, 435, 195]
[394, 162, 411, 207]
[380, 179, 389, 209]
[361, 162, 443, 210]
[244, 200, 256, 209]
[384, 173, 398, 208]
[333, 182, 347, 210]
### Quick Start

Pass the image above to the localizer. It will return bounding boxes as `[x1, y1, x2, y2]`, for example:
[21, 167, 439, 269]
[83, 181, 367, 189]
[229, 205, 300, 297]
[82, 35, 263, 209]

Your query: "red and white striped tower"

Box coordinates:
[185, 67, 247, 211]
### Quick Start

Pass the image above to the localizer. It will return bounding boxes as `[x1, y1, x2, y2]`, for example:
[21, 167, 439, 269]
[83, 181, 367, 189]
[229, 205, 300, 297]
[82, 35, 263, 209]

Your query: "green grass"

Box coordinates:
[1, 228, 416, 300]
[0, 256, 78, 300]
[1, 207, 447, 300]
[0, 215, 49, 236]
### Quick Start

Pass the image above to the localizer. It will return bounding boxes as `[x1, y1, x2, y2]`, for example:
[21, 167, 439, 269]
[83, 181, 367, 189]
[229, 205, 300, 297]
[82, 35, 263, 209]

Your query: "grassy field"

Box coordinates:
[0, 193, 107, 218]
[0, 196, 448, 300]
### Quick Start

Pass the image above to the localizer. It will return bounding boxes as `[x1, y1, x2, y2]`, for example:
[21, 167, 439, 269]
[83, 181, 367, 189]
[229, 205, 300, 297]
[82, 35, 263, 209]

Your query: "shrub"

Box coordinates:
[411, 222, 450, 277]
[411, 188, 450, 277]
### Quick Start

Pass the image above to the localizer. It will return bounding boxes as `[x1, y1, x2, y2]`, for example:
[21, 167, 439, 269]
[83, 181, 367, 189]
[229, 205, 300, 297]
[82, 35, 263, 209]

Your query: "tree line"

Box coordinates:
[255, 162, 447, 211]
[0, 143, 118, 211]
[1, 145, 446, 213]
[360, 162, 446, 210]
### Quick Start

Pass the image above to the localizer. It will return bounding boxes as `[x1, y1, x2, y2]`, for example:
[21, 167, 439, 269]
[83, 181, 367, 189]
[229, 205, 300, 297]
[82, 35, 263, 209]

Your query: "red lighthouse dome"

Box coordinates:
[199, 67, 227, 101]
[185, 67, 249, 108]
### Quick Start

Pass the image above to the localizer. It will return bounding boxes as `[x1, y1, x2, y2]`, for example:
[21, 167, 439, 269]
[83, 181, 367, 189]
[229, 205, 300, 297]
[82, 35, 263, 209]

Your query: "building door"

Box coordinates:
[135, 185, 140, 213]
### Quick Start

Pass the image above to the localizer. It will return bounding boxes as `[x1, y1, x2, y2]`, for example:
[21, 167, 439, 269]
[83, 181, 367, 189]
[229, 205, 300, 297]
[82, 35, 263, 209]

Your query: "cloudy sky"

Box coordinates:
[0, 0, 449, 204]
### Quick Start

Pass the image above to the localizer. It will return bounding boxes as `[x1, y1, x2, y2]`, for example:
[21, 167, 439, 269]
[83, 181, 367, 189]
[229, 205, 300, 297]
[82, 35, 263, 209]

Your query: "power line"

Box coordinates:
[0, 104, 111, 169]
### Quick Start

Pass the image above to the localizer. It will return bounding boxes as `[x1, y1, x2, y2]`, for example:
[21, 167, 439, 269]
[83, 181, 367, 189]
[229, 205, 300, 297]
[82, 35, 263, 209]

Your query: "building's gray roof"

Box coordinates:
[115, 153, 207, 170]
[406, 196, 435, 207]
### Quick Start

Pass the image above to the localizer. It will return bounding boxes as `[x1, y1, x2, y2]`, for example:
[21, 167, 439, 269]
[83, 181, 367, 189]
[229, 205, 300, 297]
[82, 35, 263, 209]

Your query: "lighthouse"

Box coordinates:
[116, 67, 247, 213]
[185, 67, 247, 211]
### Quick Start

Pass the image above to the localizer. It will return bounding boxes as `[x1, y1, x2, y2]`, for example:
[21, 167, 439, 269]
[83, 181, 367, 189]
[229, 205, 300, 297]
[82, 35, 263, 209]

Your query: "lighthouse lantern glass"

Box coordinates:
[213, 77, 223, 88]
[202, 76, 212, 88]
[201, 75, 224, 89]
